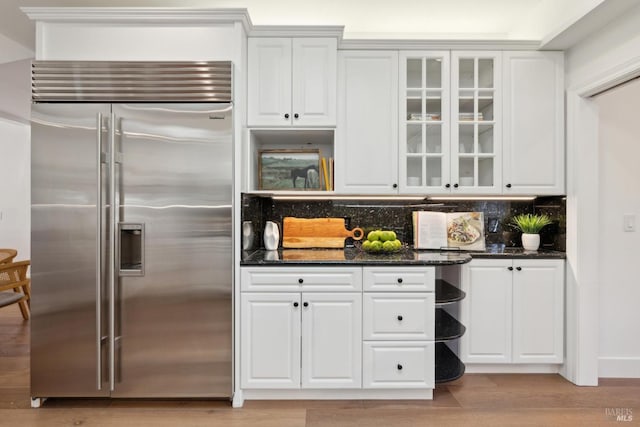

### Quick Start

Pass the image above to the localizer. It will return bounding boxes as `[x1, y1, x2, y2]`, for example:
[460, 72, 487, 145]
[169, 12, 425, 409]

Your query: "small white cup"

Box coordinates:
[429, 177, 442, 186]
[407, 176, 421, 186]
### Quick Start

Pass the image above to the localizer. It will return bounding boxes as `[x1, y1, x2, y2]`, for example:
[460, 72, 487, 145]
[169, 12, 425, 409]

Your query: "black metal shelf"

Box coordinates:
[435, 308, 466, 342]
[435, 342, 466, 384]
[435, 279, 466, 305]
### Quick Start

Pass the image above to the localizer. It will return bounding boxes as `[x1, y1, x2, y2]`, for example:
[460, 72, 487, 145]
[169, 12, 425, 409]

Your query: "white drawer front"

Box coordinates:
[363, 341, 435, 389]
[363, 293, 435, 340]
[363, 267, 435, 291]
[241, 267, 362, 292]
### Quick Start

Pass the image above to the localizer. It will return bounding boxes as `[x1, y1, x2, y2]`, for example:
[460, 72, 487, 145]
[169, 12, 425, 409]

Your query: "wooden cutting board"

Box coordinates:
[283, 217, 364, 248]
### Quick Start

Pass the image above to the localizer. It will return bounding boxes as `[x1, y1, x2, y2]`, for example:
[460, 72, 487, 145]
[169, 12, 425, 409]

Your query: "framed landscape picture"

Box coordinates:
[258, 149, 321, 190]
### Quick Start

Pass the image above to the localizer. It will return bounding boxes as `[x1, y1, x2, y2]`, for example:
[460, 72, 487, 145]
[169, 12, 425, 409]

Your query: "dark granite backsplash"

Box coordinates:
[241, 194, 566, 251]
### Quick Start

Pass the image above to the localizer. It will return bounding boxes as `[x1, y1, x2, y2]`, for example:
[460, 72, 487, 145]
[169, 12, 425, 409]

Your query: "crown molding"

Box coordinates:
[21, 7, 253, 33]
[249, 25, 344, 39]
[339, 38, 542, 51]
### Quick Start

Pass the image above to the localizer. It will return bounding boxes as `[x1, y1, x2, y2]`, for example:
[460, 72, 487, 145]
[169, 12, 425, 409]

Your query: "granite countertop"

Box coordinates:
[241, 244, 565, 266]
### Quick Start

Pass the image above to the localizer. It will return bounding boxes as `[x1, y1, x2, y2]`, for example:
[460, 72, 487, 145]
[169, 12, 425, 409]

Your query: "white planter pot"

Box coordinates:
[521, 233, 540, 251]
[263, 221, 280, 250]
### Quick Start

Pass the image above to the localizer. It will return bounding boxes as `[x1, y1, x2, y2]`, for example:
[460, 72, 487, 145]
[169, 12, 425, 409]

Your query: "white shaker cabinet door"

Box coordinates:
[336, 50, 399, 193]
[292, 38, 337, 127]
[247, 38, 293, 126]
[301, 293, 362, 388]
[502, 51, 564, 195]
[460, 259, 513, 363]
[512, 260, 564, 363]
[241, 293, 301, 389]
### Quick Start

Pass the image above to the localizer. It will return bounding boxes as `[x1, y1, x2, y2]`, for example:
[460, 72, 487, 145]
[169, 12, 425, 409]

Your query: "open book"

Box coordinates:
[413, 211, 486, 250]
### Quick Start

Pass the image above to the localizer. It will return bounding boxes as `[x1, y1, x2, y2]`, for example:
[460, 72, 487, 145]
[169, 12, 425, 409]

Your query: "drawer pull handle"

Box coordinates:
[298, 278, 304, 284]
[293, 302, 299, 307]
[303, 302, 309, 307]
[397, 278, 403, 284]
[397, 364, 403, 371]
[397, 315, 403, 321]
[516, 267, 522, 271]
[508, 266, 513, 271]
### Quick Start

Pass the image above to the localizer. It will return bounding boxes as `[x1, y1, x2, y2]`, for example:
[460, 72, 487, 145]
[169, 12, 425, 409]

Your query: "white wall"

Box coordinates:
[0, 58, 31, 123]
[0, 118, 30, 260]
[594, 78, 640, 377]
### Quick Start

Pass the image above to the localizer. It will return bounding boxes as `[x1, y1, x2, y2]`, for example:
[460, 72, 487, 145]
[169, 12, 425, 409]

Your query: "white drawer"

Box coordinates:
[363, 267, 435, 292]
[363, 293, 435, 341]
[363, 341, 435, 389]
[241, 267, 362, 292]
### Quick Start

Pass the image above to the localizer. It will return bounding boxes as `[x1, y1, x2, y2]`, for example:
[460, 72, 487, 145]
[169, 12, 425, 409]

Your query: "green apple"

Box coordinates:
[362, 240, 372, 250]
[367, 230, 382, 242]
[380, 230, 397, 241]
[383, 240, 396, 252]
[370, 240, 383, 252]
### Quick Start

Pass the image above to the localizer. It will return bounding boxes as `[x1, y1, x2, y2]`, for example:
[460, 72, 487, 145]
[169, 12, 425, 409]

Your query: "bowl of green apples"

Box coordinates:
[361, 229, 403, 253]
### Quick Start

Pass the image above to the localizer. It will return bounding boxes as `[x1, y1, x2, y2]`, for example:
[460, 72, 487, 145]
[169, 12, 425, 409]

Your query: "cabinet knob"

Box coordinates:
[397, 364, 403, 371]
[392, 183, 398, 189]
[397, 278, 403, 284]
[453, 183, 459, 188]
[508, 266, 513, 271]
[284, 113, 290, 119]
[303, 302, 309, 307]
[397, 315, 403, 321]
[293, 302, 299, 307]
[298, 278, 304, 284]
[294, 113, 299, 119]
[506, 183, 512, 188]
[516, 266, 522, 271]
[445, 183, 451, 188]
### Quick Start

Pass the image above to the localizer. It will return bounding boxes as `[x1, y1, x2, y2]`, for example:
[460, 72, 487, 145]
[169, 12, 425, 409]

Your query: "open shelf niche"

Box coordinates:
[435, 267, 467, 384]
[245, 128, 335, 194]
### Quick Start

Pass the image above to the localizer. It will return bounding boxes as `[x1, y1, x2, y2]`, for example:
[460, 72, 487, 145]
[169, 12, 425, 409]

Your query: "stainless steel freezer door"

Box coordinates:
[111, 104, 233, 397]
[30, 104, 111, 397]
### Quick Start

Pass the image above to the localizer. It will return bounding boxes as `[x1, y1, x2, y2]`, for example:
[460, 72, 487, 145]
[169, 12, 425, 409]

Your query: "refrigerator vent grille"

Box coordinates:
[32, 61, 232, 102]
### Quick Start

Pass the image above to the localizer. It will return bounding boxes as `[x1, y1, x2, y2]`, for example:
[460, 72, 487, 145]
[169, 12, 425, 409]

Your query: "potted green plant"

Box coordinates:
[510, 214, 553, 251]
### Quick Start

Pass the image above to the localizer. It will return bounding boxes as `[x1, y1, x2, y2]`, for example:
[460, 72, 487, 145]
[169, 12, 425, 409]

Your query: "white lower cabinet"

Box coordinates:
[363, 341, 435, 389]
[460, 259, 564, 364]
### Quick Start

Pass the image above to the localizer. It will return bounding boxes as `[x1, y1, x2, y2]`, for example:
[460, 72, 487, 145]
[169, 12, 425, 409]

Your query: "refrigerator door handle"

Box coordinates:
[96, 112, 104, 391]
[108, 112, 117, 392]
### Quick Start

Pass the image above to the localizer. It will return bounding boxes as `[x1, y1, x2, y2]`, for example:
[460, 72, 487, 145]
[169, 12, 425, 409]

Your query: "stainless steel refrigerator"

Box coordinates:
[30, 61, 233, 399]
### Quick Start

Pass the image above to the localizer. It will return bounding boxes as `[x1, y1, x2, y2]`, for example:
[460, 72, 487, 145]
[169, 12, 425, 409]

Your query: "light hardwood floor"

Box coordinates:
[1, 307, 638, 426]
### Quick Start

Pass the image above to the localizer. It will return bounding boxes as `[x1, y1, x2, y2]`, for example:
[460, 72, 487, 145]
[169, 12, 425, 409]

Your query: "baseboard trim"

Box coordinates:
[599, 357, 640, 378]
[243, 388, 433, 400]
[465, 364, 561, 374]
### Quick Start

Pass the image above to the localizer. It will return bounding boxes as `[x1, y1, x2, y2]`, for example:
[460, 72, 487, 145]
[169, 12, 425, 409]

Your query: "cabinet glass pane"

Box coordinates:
[478, 59, 493, 88]
[407, 124, 422, 153]
[459, 124, 474, 154]
[426, 58, 442, 88]
[426, 157, 443, 186]
[478, 90, 494, 121]
[426, 91, 442, 119]
[459, 90, 474, 121]
[407, 157, 423, 186]
[425, 125, 442, 153]
[406, 90, 422, 119]
[478, 158, 494, 186]
[458, 157, 474, 186]
[459, 58, 474, 88]
[407, 59, 422, 88]
[478, 125, 493, 153]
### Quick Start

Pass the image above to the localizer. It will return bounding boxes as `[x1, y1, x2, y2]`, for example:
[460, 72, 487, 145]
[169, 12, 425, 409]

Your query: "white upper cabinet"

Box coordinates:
[336, 51, 398, 193]
[399, 51, 450, 194]
[451, 51, 502, 194]
[248, 37, 337, 127]
[502, 51, 565, 195]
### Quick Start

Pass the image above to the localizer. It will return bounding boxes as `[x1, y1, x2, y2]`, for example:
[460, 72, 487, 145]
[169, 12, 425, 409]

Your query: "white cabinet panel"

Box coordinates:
[241, 293, 301, 389]
[503, 51, 564, 195]
[241, 267, 362, 292]
[336, 50, 398, 193]
[247, 38, 292, 126]
[363, 266, 435, 292]
[301, 293, 362, 388]
[364, 293, 435, 341]
[460, 259, 512, 363]
[363, 341, 435, 389]
[512, 260, 565, 363]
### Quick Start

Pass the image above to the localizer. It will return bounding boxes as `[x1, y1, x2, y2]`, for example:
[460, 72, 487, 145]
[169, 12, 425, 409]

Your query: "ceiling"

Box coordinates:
[0, 0, 639, 63]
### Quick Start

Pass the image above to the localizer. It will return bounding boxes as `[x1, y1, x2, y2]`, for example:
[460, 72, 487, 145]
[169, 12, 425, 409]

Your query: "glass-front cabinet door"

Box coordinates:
[451, 52, 502, 194]
[399, 51, 450, 193]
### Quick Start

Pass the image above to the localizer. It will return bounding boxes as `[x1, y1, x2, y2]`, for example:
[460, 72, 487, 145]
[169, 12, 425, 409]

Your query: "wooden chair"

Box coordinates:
[0, 260, 31, 320]
[0, 249, 17, 265]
